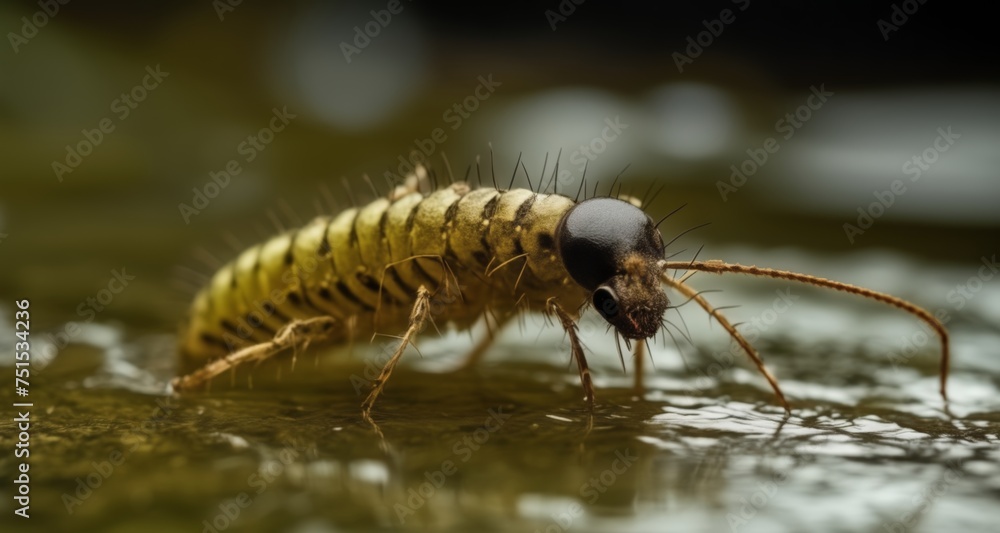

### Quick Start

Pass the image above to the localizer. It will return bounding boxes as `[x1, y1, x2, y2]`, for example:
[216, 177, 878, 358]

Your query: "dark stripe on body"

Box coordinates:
[478, 192, 502, 267]
[199, 333, 230, 350]
[348, 210, 361, 247]
[335, 280, 374, 311]
[388, 266, 419, 297]
[514, 194, 537, 224]
[284, 230, 300, 266]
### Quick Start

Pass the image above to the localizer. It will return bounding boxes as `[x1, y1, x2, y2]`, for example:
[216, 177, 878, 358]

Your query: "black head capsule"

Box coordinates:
[556, 197, 670, 340]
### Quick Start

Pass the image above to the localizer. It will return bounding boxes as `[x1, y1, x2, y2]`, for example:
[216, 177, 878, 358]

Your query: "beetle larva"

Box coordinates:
[173, 158, 950, 422]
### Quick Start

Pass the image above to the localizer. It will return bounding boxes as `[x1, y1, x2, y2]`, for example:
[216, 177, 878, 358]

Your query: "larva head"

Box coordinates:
[556, 197, 669, 340]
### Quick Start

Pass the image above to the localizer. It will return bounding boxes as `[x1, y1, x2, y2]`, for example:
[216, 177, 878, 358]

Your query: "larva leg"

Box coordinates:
[662, 259, 950, 400]
[376, 254, 462, 326]
[547, 298, 595, 408]
[172, 316, 338, 391]
[361, 286, 432, 423]
[633, 341, 647, 394]
[661, 273, 791, 412]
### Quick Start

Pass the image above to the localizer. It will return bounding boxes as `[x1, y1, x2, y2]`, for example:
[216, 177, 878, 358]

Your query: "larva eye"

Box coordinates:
[593, 285, 620, 320]
[556, 197, 663, 291]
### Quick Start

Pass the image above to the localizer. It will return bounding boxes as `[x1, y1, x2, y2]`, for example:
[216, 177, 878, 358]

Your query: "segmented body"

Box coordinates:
[176, 163, 952, 413]
[179, 181, 590, 369]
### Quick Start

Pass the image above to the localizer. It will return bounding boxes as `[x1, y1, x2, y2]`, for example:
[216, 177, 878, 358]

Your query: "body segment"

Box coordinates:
[175, 161, 950, 419]
[179, 182, 588, 370]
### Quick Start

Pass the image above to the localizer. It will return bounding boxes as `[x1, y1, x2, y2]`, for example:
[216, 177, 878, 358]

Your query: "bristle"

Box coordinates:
[341, 177, 357, 206]
[441, 152, 455, 185]
[173, 148, 951, 420]
[509, 151, 523, 190]
[278, 198, 302, 227]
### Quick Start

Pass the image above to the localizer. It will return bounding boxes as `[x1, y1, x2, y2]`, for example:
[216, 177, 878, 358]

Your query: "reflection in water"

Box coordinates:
[2, 3, 998, 531]
[1, 248, 998, 533]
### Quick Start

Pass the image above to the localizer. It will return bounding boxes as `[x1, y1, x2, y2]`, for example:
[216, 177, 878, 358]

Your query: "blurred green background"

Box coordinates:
[2, 0, 998, 330]
[1, 2, 999, 532]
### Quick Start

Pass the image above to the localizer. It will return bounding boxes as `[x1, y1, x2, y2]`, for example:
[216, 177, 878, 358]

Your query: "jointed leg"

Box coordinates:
[172, 316, 338, 391]
[661, 273, 790, 412]
[361, 286, 432, 424]
[547, 299, 595, 408]
[661, 259, 950, 400]
[633, 341, 647, 394]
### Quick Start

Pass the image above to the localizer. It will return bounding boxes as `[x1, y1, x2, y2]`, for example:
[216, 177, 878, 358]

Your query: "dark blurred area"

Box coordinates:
[1, 0, 997, 329]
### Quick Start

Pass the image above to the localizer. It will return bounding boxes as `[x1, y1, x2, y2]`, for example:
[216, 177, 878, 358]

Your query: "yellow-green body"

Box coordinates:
[179, 183, 590, 369]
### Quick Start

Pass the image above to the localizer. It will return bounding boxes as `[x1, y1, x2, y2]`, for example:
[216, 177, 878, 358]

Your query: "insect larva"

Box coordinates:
[173, 158, 950, 423]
